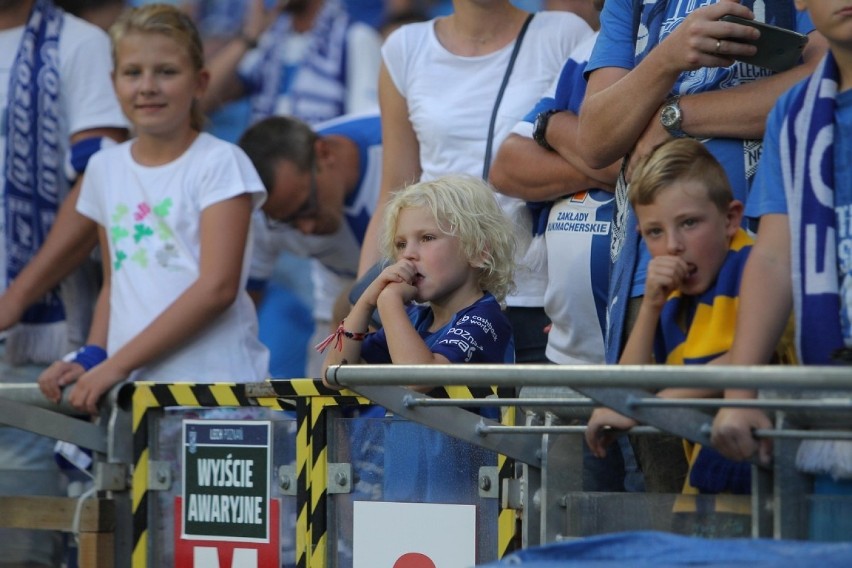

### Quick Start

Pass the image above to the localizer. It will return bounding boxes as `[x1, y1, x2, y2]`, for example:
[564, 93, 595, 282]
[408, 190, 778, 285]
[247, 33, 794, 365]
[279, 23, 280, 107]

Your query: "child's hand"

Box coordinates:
[585, 407, 638, 458]
[379, 279, 418, 305]
[711, 407, 773, 465]
[644, 255, 690, 310]
[38, 361, 85, 404]
[361, 260, 417, 307]
[68, 363, 129, 415]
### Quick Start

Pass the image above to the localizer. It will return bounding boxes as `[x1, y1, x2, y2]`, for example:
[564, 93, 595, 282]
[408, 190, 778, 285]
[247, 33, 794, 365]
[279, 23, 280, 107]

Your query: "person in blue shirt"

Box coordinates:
[490, 0, 645, 494]
[712, 0, 852, 538]
[321, 175, 515, 370]
[321, 175, 515, 518]
[202, 0, 381, 127]
[587, 139, 757, 497]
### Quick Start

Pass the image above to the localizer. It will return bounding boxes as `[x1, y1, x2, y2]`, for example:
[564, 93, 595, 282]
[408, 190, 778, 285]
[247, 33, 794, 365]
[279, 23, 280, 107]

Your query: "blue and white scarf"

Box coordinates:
[3, 0, 69, 364]
[779, 52, 844, 365]
[251, 0, 350, 125]
[604, 166, 637, 364]
[780, 52, 852, 480]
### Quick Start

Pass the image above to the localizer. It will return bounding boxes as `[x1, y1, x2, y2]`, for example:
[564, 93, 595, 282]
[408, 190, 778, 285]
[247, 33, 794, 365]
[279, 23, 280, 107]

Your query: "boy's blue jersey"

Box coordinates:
[361, 293, 514, 364]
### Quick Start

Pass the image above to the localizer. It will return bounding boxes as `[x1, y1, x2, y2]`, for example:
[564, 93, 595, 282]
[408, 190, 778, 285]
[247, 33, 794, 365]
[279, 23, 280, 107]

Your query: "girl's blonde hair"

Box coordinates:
[379, 175, 516, 303]
[109, 3, 207, 131]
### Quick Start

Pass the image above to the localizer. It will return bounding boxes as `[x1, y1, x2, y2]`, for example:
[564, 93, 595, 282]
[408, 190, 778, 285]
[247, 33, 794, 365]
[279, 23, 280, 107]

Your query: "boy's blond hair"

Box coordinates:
[379, 175, 516, 303]
[630, 139, 733, 212]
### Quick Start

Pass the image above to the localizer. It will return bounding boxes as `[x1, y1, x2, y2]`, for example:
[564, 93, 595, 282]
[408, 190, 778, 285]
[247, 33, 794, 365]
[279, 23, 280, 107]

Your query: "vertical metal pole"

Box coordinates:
[540, 412, 583, 543]
[751, 462, 773, 538]
[309, 398, 332, 568]
[131, 384, 152, 568]
[497, 403, 520, 558]
[521, 411, 542, 549]
[773, 413, 812, 539]
[107, 394, 135, 566]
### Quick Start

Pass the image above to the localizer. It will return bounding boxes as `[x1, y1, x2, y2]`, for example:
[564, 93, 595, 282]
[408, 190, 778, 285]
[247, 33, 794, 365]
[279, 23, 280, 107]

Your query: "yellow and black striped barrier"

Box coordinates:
[129, 380, 519, 567]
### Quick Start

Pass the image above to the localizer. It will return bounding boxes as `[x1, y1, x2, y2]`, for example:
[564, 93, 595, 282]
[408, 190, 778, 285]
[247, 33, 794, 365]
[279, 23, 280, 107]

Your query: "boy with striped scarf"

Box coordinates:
[587, 139, 756, 495]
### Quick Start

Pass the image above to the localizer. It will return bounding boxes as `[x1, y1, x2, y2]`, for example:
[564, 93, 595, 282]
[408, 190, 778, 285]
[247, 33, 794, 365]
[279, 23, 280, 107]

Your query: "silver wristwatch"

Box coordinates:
[660, 96, 688, 138]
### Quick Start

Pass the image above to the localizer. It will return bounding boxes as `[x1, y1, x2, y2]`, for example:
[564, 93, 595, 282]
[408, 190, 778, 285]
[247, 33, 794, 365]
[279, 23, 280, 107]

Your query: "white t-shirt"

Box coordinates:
[382, 12, 593, 306]
[77, 133, 270, 383]
[0, 13, 126, 291]
[544, 191, 613, 364]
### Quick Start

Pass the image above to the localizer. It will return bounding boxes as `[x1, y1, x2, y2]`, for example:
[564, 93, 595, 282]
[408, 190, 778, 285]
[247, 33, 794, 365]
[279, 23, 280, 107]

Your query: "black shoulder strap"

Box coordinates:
[482, 13, 535, 181]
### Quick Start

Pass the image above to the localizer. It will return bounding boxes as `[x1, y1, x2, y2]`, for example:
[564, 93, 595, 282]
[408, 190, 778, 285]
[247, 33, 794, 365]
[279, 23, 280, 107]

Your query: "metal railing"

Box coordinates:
[1, 364, 850, 566]
[328, 364, 852, 544]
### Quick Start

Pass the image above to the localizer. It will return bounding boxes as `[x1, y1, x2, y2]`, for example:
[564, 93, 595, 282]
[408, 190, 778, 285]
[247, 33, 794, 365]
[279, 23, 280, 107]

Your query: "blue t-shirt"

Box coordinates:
[360, 293, 515, 364]
[587, 0, 813, 204]
[316, 112, 382, 245]
[748, 83, 852, 349]
[587, 0, 813, 302]
[514, 33, 614, 363]
[366, 292, 512, 505]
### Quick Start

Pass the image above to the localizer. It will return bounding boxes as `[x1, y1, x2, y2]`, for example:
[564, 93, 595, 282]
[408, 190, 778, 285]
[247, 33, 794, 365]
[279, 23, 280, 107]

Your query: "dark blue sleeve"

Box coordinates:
[430, 301, 513, 364]
[360, 328, 392, 364]
[246, 277, 268, 293]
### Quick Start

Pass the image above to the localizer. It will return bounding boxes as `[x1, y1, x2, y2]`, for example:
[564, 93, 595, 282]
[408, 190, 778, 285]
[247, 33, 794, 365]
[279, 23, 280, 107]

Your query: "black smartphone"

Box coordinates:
[719, 15, 809, 73]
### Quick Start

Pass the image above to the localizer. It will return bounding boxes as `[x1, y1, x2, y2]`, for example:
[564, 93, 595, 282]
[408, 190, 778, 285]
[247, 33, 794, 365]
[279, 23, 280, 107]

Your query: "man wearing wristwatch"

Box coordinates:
[532, 107, 560, 151]
[575, 0, 827, 493]
[659, 95, 688, 139]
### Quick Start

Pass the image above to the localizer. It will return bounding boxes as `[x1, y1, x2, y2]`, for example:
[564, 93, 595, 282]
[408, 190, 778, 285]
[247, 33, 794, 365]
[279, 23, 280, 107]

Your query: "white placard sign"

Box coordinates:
[353, 501, 476, 568]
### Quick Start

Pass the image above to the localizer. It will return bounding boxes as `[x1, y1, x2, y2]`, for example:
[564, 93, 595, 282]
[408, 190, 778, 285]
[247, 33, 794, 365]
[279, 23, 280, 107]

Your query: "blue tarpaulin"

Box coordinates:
[485, 531, 852, 567]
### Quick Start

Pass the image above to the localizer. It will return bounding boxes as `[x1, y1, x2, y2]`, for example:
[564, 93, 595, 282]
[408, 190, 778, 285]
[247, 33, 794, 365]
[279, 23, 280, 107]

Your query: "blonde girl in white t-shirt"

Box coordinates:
[38, 4, 269, 414]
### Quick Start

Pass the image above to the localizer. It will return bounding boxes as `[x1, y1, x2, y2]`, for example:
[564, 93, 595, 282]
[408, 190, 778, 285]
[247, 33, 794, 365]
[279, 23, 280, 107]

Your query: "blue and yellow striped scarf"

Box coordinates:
[655, 229, 752, 366]
[655, 228, 753, 496]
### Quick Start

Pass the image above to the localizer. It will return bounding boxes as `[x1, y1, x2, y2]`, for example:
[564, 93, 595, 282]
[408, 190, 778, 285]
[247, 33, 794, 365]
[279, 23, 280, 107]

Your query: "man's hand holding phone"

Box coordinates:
[719, 15, 809, 72]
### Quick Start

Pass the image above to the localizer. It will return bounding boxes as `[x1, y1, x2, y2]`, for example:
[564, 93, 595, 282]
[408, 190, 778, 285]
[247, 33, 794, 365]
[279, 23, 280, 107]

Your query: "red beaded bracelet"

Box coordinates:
[315, 321, 368, 353]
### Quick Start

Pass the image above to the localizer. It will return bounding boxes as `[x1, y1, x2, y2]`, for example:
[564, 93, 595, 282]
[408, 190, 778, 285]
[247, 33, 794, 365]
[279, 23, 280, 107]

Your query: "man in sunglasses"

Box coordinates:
[238, 112, 381, 378]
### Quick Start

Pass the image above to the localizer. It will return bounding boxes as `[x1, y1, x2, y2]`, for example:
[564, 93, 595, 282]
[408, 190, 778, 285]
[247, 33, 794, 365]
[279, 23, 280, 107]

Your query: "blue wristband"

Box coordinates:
[72, 344, 108, 371]
[63, 136, 116, 182]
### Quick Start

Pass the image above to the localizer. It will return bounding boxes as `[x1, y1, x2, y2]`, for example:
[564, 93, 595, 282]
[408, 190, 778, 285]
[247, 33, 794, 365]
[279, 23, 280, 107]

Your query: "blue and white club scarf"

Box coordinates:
[782, 51, 852, 480]
[779, 51, 844, 365]
[251, 0, 350, 125]
[3, 0, 68, 364]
